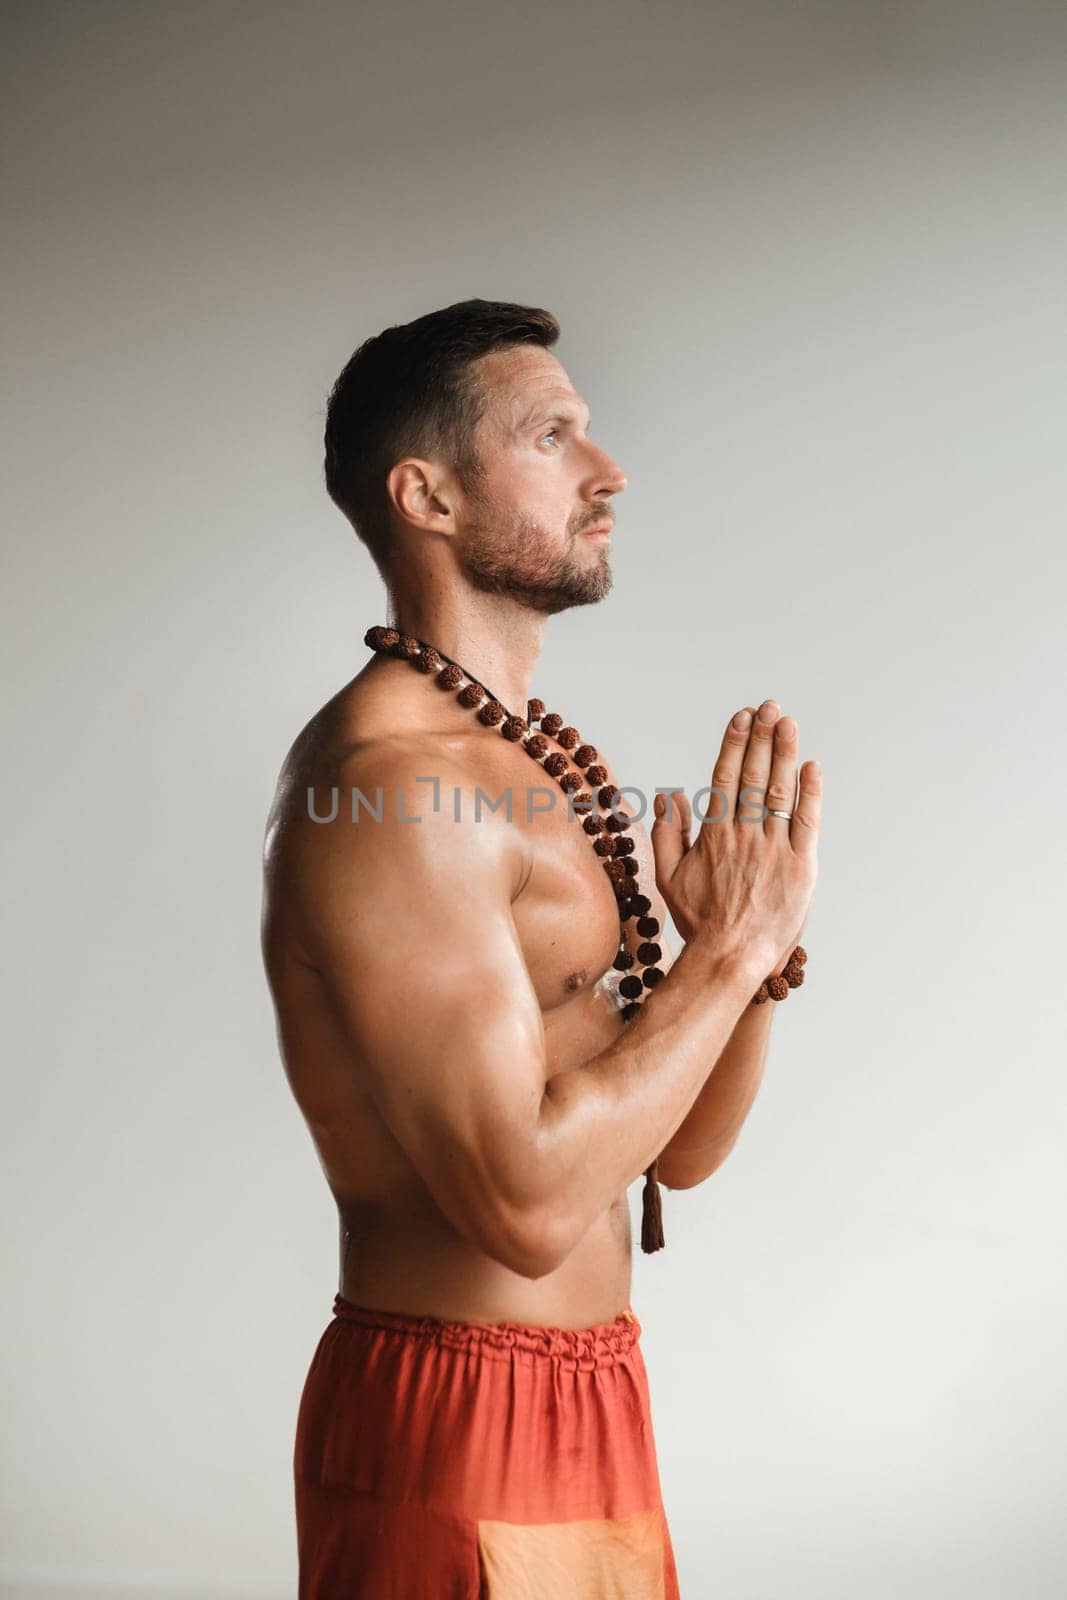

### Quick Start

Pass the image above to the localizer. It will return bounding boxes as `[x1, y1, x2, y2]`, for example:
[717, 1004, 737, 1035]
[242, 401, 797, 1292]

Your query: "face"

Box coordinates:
[454, 345, 627, 615]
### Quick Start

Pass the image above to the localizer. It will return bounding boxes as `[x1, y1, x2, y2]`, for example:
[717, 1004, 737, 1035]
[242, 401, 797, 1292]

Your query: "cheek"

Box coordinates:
[510, 457, 553, 494]
[487, 453, 574, 528]
[485, 458, 541, 504]
[515, 475, 569, 526]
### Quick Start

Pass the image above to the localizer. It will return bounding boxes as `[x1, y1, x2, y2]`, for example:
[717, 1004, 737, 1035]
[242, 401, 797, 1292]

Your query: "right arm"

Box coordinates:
[293, 720, 819, 1278]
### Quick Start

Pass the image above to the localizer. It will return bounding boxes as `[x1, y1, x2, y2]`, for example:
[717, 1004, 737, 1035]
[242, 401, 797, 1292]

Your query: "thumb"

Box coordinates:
[651, 789, 688, 884]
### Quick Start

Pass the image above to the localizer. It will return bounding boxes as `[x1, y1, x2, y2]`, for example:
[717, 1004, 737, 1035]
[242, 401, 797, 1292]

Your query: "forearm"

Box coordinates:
[654, 998, 777, 1188]
[535, 936, 764, 1241]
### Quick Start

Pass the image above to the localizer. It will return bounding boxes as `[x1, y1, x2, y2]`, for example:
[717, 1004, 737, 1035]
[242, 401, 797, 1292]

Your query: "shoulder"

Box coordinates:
[315, 733, 519, 831]
[267, 728, 526, 916]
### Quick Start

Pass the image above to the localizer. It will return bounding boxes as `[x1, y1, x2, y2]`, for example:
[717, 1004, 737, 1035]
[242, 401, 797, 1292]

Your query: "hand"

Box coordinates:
[650, 699, 822, 976]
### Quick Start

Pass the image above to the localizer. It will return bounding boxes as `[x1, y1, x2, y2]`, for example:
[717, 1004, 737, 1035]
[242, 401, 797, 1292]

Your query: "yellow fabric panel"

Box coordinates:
[477, 1505, 667, 1599]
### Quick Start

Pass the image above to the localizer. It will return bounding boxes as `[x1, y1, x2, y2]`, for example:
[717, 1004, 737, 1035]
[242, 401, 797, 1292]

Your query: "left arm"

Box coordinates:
[617, 824, 784, 1192]
[654, 948, 783, 1189]
[620, 696, 812, 1190]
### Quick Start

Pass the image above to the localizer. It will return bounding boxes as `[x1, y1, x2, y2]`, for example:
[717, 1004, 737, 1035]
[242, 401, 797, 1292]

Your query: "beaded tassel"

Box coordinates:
[640, 1158, 665, 1253]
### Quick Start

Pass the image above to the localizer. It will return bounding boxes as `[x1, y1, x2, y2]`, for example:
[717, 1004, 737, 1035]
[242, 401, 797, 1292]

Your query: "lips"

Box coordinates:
[581, 523, 613, 538]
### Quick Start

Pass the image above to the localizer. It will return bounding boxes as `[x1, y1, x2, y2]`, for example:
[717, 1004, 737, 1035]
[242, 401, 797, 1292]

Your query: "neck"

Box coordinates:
[385, 589, 549, 714]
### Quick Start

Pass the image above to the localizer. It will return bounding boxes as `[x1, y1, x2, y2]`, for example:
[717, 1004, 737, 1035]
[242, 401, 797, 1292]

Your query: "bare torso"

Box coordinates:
[261, 656, 665, 1328]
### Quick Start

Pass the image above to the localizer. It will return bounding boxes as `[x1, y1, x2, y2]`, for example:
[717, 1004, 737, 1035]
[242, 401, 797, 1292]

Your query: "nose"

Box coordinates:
[584, 441, 627, 498]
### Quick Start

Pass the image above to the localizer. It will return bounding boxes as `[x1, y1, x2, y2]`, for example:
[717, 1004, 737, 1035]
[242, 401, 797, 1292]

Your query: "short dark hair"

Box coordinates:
[324, 298, 560, 574]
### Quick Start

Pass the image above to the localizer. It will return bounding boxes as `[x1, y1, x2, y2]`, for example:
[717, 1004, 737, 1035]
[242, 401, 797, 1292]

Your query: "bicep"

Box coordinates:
[297, 775, 550, 1265]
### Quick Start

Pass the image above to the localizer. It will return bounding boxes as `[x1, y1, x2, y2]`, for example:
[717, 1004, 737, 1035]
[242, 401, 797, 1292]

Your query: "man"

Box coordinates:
[260, 299, 821, 1596]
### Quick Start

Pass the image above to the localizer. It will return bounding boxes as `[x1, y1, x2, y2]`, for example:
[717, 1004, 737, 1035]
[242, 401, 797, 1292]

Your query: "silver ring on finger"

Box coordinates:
[769, 809, 793, 820]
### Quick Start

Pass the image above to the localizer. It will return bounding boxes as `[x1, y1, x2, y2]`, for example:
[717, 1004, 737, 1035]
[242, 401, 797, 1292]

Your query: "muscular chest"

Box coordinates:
[503, 757, 658, 1016]
[511, 801, 624, 1011]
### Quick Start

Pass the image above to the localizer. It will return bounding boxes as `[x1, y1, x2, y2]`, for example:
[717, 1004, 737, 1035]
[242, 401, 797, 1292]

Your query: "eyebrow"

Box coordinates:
[517, 405, 591, 433]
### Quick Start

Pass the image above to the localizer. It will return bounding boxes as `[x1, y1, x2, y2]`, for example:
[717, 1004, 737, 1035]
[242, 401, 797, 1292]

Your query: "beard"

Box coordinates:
[457, 484, 614, 615]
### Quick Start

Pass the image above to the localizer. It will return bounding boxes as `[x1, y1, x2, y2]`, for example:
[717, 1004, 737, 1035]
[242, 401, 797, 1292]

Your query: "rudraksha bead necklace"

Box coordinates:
[362, 624, 807, 1255]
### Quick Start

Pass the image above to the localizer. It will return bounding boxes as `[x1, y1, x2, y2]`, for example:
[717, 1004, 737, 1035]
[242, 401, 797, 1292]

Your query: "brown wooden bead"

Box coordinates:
[574, 744, 598, 767]
[605, 859, 628, 882]
[557, 726, 581, 750]
[617, 895, 634, 918]
[637, 942, 662, 965]
[619, 975, 644, 1000]
[613, 949, 635, 971]
[364, 625, 399, 650]
[543, 752, 568, 777]
[751, 983, 770, 1004]
[629, 895, 651, 917]
[396, 634, 421, 659]
[436, 664, 463, 690]
[586, 765, 608, 787]
[594, 835, 616, 856]
[572, 792, 594, 813]
[540, 713, 563, 736]
[623, 858, 638, 876]
[478, 698, 506, 725]
[621, 1001, 642, 1022]
[416, 647, 441, 673]
[524, 733, 549, 758]
[784, 964, 805, 988]
[636, 917, 660, 938]
[501, 715, 527, 741]
[597, 784, 618, 807]
[767, 975, 790, 1001]
[604, 814, 630, 832]
[614, 836, 636, 855]
[458, 682, 486, 708]
[642, 966, 665, 990]
[558, 771, 583, 792]
[527, 698, 546, 723]
[582, 814, 604, 834]
[790, 945, 808, 967]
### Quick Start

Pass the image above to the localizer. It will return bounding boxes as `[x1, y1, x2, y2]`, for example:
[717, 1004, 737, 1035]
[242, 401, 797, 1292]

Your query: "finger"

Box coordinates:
[651, 789, 688, 884]
[675, 788, 693, 852]
[789, 760, 822, 857]
[705, 707, 755, 826]
[736, 699, 780, 826]
[763, 715, 799, 837]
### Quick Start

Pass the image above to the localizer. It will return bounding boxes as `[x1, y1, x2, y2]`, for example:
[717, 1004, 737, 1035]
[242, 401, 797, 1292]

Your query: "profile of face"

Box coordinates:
[454, 345, 628, 615]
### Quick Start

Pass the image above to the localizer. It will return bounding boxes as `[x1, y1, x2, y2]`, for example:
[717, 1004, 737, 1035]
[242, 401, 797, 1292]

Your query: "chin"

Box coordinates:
[550, 570, 614, 612]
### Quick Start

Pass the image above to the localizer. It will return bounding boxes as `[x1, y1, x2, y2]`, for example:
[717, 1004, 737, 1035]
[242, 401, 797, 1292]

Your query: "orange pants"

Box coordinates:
[295, 1294, 681, 1597]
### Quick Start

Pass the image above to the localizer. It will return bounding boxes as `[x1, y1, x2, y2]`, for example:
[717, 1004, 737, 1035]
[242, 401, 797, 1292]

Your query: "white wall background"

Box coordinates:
[3, 2, 1065, 1595]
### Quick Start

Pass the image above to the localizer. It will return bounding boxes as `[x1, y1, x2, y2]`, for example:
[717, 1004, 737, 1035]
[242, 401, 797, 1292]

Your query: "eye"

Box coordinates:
[538, 428, 559, 448]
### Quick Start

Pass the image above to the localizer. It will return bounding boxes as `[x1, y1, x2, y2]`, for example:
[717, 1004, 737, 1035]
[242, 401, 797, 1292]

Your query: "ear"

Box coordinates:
[386, 457, 458, 535]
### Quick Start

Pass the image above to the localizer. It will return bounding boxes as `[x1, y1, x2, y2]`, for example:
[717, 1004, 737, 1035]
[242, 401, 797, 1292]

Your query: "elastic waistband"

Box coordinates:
[331, 1294, 641, 1367]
